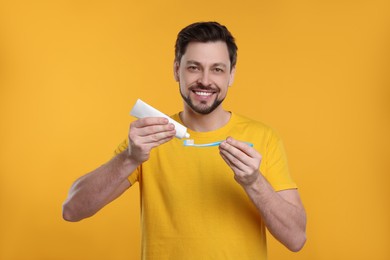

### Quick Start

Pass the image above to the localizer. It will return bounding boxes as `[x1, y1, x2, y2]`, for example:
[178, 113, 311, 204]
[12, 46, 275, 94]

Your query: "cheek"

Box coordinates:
[218, 78, 231, 90]
[180, 73, 198, 86]
[179, 78, 190, 93]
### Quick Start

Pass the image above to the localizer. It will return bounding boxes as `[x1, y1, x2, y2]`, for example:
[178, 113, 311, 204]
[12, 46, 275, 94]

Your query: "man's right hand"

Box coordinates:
[128, 117, 176, 163]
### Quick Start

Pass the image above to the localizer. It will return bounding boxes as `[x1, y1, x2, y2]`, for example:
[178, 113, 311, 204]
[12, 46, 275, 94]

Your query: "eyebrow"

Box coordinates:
[186, 60, 228, 68]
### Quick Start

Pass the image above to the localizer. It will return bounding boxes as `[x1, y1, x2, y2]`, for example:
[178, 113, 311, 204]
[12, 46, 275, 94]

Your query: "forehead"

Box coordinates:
[181, 41, 230, 65]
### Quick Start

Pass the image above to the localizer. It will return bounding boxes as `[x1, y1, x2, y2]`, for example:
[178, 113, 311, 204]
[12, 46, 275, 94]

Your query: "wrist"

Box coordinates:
[243, 171, 269, 190]
[115, 150, 140, 177]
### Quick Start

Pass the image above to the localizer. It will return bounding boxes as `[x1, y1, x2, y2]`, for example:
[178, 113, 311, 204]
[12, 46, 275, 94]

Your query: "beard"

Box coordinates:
[180, 85, 225, 115]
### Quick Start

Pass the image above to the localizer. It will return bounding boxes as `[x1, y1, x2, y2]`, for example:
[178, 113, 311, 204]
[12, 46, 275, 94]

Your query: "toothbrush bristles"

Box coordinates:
[184, 139, 194, 145]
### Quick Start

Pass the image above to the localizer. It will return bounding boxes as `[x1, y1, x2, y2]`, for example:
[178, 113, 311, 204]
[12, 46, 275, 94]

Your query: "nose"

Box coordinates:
[197, 71, 211, 87]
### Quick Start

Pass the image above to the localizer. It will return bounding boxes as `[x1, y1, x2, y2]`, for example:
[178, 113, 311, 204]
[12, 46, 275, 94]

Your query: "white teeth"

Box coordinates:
[195, 91, 212, 96]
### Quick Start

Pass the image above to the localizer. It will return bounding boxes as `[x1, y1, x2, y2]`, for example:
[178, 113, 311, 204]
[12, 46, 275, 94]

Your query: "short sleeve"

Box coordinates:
[114, 139, 140, 185]
[263, 131, 297, 191]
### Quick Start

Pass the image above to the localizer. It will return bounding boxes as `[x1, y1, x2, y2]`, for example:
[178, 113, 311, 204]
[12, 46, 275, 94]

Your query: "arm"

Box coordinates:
[219, 137, 306, 252]
[62, 152, 135, 222]
[242, 177, 306, 252]
[62, 117, 176, 222]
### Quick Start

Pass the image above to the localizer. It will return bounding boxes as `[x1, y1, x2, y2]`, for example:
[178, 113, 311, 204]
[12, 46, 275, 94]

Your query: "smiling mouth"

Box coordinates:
[181, 87, 224, 114]
[193, 91, 214, 96]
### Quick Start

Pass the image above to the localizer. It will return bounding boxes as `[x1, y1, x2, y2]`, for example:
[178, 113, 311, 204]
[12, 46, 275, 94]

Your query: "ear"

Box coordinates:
[228, 66, 236, 87]
[173, 61, 180, 82]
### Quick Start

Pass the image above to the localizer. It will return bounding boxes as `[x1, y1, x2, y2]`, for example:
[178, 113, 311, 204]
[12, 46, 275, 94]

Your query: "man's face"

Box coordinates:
[174, 41, 235, 115]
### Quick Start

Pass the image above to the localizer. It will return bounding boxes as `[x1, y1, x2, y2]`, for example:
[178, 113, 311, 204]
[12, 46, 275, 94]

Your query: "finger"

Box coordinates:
[219, 147, 248, 172]
[141, 124, 175, 138]
[219, 152, 236, 171]
[132, 117, 169, 128]
[155, 134, 176, 146]
[129, 126, 175, 150]
[225, 137, 256, 157]
[219, 140, 252, 169]
[143, 128, 176, 144]
[131, 118, 175, 137]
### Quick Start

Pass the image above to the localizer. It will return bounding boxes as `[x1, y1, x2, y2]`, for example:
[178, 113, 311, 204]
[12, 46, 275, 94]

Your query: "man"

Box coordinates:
[63, 21, 306, 259]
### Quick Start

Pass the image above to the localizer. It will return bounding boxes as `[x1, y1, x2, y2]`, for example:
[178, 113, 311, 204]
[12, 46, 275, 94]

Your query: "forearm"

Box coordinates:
[243, 173, 307, 252]
[62, 151, 138, 222]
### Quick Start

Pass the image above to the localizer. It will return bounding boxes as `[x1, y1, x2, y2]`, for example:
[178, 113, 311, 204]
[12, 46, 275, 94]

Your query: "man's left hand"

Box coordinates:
[219, 137, 262, 186]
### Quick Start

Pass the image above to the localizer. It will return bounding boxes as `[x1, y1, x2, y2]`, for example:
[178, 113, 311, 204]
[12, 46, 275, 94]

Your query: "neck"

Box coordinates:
[180, 105, 231, 132]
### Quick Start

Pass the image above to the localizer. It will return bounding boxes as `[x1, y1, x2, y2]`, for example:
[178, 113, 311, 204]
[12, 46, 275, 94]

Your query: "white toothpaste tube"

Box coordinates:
[130, 99, 190, 139]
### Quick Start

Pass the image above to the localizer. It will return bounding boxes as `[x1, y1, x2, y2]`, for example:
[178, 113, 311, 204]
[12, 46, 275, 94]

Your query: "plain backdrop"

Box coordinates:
[1, 1, 389, 259]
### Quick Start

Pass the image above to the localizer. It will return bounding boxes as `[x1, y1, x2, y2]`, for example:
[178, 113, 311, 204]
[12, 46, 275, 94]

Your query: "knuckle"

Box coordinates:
[128, 132, 137, 142]
[130, 135, 142, 148]
[151, 133, 161, 142]
[131, 119, 141, 128]
[149, 134, 157, 142]
[152, 125, 162, 133]
[142, 117, 152, 125]
[249, 165, 257, 172]
[230, 157, 239, 165]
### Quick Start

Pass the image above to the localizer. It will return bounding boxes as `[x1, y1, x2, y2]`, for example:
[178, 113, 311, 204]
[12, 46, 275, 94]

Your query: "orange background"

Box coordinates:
[1, 1, 389, 259]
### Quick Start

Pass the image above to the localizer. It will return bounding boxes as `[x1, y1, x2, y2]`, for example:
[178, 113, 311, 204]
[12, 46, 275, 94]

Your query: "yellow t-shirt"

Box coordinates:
[115, 113, 297, 260]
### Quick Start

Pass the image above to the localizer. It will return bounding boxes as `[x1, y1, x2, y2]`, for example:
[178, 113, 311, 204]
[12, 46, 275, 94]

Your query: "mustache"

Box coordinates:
[189, 83, 218, 91]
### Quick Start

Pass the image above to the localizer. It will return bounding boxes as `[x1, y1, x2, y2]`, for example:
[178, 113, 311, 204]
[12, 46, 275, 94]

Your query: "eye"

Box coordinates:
[188, 66, 199, 71]
[213, 67, 224, 73]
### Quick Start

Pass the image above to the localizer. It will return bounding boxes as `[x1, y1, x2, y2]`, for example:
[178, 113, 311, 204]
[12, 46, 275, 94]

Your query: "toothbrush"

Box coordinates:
[183, 139, 253, 147]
